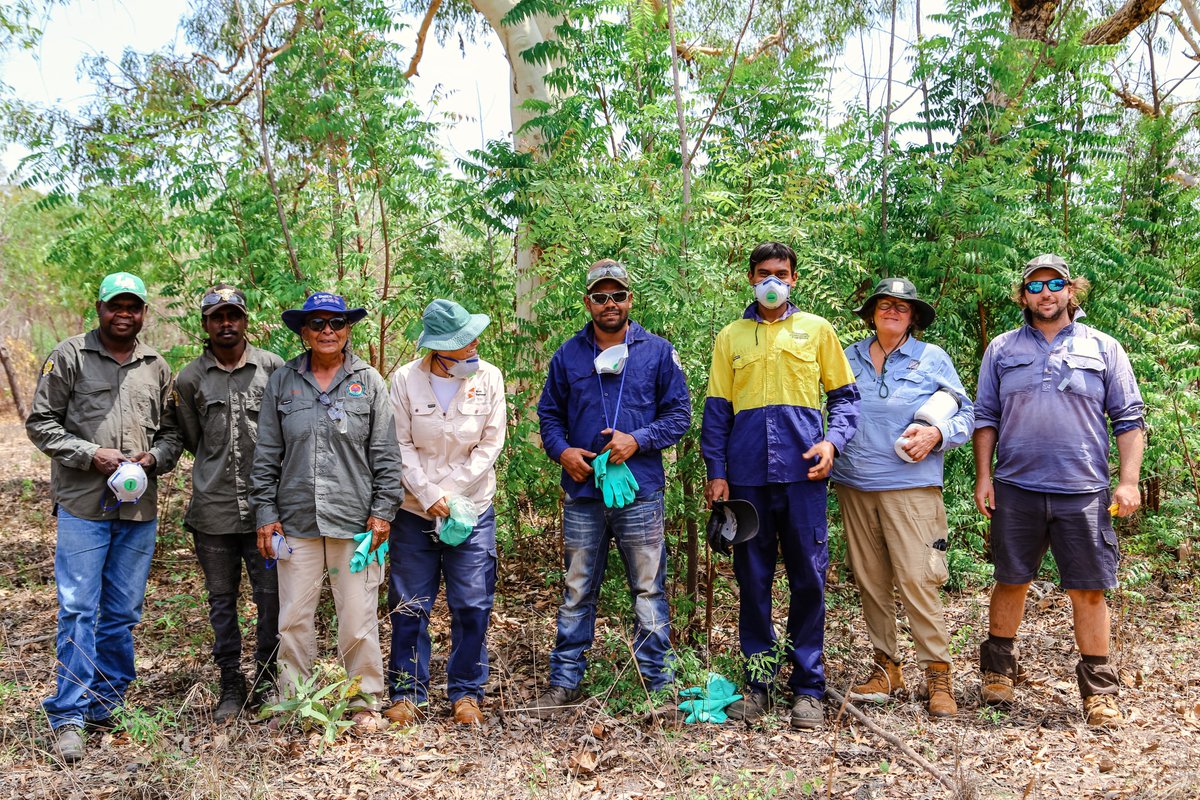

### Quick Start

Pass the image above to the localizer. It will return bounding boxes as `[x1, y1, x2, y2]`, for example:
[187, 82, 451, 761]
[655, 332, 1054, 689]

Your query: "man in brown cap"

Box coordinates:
[168, 284, 284, 721]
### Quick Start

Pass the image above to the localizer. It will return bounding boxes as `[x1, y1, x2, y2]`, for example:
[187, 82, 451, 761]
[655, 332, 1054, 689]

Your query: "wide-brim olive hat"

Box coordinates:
[417, 299, 490, 351]
[854, 277, 936, 330]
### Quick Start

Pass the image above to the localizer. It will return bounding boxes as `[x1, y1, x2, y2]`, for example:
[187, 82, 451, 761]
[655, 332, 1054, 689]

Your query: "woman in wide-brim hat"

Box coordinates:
[830, 278, 975, 719]
[384, 299, 507, 727]
[249, 291, 404, 732]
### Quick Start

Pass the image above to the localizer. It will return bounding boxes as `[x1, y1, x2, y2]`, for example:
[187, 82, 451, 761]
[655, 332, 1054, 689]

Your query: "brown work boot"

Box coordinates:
[383, 698, 426, 727]
[1083, 694, 1124, 729]
[922, 662, 957, 717]
[980, 671, 1015, 705]
[452, 696, 484, 726]
[848, 651, 906, 703]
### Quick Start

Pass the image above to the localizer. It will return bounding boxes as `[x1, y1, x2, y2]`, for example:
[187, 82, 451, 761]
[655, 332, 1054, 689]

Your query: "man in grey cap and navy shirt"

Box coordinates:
[531, 259, 691, 719]
[973, 253, 1145, 728]
[26, 272, 180, 763]
[167, 284, 284, 722]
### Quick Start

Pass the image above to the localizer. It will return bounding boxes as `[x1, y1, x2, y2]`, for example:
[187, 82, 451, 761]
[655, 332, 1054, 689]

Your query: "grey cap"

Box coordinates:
[1022, 253, 1071, 280]
[585, 259, 631, 291]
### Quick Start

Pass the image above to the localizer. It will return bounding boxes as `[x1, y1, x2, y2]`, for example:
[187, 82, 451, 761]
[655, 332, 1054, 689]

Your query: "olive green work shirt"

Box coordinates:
[169, 344, 284, 536]
[25, 328, 181, 522]
[248, 350, 404, 539]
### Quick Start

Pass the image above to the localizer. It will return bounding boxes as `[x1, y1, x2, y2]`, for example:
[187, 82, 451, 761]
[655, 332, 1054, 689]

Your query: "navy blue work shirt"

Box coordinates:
[538, 320, 692, 500]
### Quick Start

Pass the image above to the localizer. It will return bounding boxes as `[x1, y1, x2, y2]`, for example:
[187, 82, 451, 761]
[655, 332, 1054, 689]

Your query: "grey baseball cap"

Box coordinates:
[1022, 253, 1071, 280]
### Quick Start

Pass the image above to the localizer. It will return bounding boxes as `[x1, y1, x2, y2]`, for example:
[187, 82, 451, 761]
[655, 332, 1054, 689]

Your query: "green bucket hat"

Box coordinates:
[417, 299, 490, 351]
[98, 272, 148, 303]
[854, 277, 936, 330]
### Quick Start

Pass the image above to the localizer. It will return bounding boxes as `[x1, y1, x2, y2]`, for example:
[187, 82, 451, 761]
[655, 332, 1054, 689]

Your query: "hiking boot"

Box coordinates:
[214, 668, 248, 723]
[923, 662, 957, 718]
[849, 651, 906, 703]
[527, 686, 583, 720]
[1083, 694, 1124, 729]
[383, 698, 426, 727]
[452, 697, 485, 726]
[790, 694, 824, 730]
[981, 671, 1015, 705]
[249, 662, 277, 711]
[52, 725, 84, 764]
[725, 689, 770, 723]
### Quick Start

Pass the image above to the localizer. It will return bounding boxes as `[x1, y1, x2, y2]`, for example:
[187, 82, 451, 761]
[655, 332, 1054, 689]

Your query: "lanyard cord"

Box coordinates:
[872, 333, 909, 398]
[594, 328, 630, 431]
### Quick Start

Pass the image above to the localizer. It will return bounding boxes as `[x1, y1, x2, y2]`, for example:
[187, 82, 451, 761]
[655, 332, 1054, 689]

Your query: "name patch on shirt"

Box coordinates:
[791, 331, 810, 342]
[346, 382, 365, 397]
[907, 359, 921, 371]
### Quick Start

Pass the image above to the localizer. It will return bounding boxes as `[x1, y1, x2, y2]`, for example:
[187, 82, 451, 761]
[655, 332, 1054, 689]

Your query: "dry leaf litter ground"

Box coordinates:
[0, 413, 1198, 799]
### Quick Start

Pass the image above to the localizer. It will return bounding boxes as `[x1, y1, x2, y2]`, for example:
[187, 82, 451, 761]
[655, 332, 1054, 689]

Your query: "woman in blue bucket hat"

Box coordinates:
[385, 299, 507, 726]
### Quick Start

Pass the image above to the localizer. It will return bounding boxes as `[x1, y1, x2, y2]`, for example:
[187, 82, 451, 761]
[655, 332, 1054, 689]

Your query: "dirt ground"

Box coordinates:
[1, 415, 1198, 800]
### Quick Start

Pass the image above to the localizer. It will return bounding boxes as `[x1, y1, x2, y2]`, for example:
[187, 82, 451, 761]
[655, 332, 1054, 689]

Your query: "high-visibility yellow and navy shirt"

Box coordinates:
[701, 303, 860, 486]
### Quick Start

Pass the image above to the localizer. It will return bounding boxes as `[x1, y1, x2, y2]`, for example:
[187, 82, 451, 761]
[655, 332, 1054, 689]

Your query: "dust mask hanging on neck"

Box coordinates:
[594, 343, 629, 375]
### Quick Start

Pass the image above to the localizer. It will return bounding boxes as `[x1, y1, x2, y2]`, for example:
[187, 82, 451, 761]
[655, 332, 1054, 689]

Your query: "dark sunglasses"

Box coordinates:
[304, 316, 349, 332]
[201, 291, 246, 309]
[1025, 278, 1068, 294]
[587, 290, 630, 305]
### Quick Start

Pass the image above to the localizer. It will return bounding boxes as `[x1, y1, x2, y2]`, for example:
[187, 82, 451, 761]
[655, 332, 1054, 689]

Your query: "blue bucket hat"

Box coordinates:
[417, 299, 490, 351]
[281, 292, 368, 335]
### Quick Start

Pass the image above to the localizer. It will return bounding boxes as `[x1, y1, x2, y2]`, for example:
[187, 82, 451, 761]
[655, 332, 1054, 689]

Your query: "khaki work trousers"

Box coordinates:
[276, 535, 385, 709]
[835, 484, 952, 668]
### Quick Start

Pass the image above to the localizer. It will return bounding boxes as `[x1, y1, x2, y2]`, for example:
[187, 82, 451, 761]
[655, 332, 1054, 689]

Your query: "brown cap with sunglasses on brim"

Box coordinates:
[200, 283, 248, 316]
[1022, 253, 1071, 280]
[280, 292, 368, 335]
[585, 259, 631, 291]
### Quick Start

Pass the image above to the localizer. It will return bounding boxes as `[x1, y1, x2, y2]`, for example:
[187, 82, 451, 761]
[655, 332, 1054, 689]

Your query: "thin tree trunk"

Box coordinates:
[880, 0, 898, 250]
[0, 344, 28, 421]
[665, 0, 691, 214]
[916, 0, 933, 149]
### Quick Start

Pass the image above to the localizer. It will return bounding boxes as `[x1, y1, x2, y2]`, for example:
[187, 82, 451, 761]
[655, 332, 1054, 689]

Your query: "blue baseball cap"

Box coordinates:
[281, 292, 368, 334]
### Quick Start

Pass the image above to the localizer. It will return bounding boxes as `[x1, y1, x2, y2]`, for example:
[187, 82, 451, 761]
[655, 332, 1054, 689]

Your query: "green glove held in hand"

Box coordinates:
[349, 531, 373, 574]
[603, 461, 639, 508]
[591, 451, 610, 488]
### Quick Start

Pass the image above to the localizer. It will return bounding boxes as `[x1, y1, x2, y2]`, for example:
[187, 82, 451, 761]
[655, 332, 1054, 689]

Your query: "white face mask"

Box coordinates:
[754, 276, 790, 309]
[594, 343, 629, 375]
[434, 354, 480, 379]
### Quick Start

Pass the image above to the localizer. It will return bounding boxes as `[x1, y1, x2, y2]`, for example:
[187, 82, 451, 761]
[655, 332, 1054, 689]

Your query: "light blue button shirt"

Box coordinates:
[974, 319, 1144, 493]
[831, 336, 974, 491]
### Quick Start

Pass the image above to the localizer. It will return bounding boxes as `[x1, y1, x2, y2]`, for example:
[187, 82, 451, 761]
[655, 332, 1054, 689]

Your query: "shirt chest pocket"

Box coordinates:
[341, 398, 372, 443]
[1060, 353, 1105, 399]
[455, 397, 489, 441]
[201, 398, 229, 448]
[779, 340, 818, 387]
[730, 351, 763, 408]
[278, 400, 313, 442]
[892, 369, 927, 401]
[71, 380, 113, 435]
[132, 385, 161, 433]
[997, 352, 1038, 395]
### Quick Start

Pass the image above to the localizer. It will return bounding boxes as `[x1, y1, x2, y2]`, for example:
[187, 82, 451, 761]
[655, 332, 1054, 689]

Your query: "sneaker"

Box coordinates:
[790, 694, 824, 730]
[981, 671, 1015, 706]
[922, 662, 957, 718]
[725, 689, 770, 723]
[214, 668, 248, 723]
[52, 725, 84, 764]
[527, 686, 583, 720]
[848, 651, 906, 703]
[452, 697, 485, 726]
[1083, 694, 1124, 729]
[383, 698, 426, 727]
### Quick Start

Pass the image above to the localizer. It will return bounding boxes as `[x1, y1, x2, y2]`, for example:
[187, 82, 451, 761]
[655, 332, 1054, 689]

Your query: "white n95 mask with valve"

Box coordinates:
[106, 462, 148, 504]
[594, 343, 629, 375]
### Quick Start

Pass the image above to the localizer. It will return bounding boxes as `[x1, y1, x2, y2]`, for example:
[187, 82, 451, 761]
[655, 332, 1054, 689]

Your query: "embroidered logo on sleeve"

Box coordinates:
[41, 359, 54, 376]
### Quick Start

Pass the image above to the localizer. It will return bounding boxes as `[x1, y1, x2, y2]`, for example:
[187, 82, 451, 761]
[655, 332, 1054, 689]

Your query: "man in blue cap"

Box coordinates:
[530, 259, 691, 719]
[26, 272, 181, 763]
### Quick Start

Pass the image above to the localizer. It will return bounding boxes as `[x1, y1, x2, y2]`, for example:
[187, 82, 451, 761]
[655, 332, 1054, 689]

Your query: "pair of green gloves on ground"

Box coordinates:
[678, 673, 743, 724]
[592, 450, 640, 508]
[349, 532, 389, 574]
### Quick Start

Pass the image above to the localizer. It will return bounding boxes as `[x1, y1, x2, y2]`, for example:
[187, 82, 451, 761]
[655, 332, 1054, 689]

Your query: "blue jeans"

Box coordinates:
[44, 508, 157, 730]
[549, 492, 672, 691]
[731, 482, 829, 697]
[387, 506, 496, 703]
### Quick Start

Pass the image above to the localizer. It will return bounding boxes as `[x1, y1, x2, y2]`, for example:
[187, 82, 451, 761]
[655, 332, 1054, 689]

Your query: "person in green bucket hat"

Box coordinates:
[385, 299, 507, 727]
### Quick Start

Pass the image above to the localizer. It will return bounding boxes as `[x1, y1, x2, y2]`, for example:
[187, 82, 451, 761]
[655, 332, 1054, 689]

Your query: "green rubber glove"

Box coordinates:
[439, 516, 473, 546]
[371, 539, 390, 566]
[677, 673, 742, 724]
[591, 450, 610, 488]
[604, 461, 639, 508]
[349, 531, 373, 574]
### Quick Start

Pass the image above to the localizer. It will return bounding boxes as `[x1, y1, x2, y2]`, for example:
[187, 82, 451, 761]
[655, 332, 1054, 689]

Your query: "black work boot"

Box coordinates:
[249, 661, 277, 711]
[214, 668, 248, 723]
